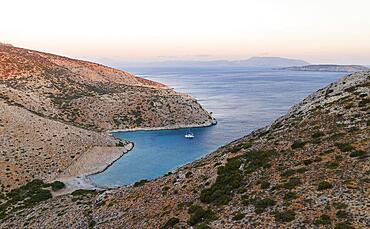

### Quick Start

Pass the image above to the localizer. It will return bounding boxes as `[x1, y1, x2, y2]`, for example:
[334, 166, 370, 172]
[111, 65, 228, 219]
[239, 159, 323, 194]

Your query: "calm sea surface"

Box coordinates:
[91, 67, 345, 187]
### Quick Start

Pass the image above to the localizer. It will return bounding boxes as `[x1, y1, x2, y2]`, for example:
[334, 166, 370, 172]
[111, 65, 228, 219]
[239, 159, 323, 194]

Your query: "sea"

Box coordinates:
[91, 67, 345, 187]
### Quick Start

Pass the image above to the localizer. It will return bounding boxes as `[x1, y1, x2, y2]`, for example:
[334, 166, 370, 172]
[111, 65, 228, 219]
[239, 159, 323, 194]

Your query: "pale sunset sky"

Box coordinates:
[1, 0, 370, 64]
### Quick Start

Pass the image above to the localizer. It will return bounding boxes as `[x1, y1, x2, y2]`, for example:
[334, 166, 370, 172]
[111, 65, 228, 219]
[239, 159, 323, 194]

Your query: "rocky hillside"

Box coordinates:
[0, 44, 215, 222]
[0, 100, 128, 192]
[1, 71, 368, 227]
[0, 44, 214, 131]
[282, 64, 368, 72]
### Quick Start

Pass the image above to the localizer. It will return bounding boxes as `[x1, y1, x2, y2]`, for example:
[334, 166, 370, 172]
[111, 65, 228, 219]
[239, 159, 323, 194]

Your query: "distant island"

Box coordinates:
[111, 56, 309, 68]
[281, 64, 368, 72]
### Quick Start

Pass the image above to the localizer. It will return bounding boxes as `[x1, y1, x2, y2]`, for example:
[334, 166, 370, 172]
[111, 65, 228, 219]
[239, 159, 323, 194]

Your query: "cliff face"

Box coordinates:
[0, 44, 214, 131]
[1, 70, 368, 227]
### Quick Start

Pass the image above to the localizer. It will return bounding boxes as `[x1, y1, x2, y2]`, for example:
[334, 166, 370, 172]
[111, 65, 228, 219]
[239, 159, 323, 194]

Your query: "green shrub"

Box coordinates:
[322, 149, 334, 155]
[88, 220, 96, 229]
[260, 181, 270, 189]
[336, 210, 349, 219]
[291, 140, 306, 149]
[349, 150, 367, 158]
[274, 210, 295, 223]
[254, 198, 276, 213]
[241, 141, 253, 149]
[116, 141, 125, 147]
[335, 222, 354, 229]
[296, 167, 308, 174]
[312, 131, 325, 138]
[188, 205, 203, 214]
[326, 161, 339, 169]
[335, 155, 343, 161]
[1, 179, 53, 217]
[318, 181, 333, 190]
[358, 98, 369, 107]
[229, 145, 242, 153]
[133, 179, 148, 187]
[71, 189, 96, 196]
[314, 214, 331, 225]
[161, 217, 180, 229]
[335, 143, 354, 152]
[284, 191, 297, 201]
[303, 159, 313, 165]
[281, 169, 296, 177]
[187, 205, 216, 226]
[51, 181, 65, 191]
[28, 189, 52, 204]
[232, 212, 245, 221]
[200, 156, 242, 205]
[200, 150, 274, 205]
[185, 171, 193, 178]
[283, 177, 302, 189]
[242, 150, 275, 173]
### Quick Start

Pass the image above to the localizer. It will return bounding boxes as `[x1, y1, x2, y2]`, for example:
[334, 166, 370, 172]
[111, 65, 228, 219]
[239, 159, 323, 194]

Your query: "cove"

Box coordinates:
[90, 67, 345, 187]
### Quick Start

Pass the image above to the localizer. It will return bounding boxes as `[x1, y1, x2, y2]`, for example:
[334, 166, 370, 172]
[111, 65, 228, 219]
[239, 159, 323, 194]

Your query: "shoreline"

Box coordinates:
[54, 120, 217, 194]
[54, 143, 134, 196]
[109, 119, 217, 133]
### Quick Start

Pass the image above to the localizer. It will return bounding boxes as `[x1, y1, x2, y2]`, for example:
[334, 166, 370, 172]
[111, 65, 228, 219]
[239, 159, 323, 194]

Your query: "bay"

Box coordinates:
[91, 67, 345, 187]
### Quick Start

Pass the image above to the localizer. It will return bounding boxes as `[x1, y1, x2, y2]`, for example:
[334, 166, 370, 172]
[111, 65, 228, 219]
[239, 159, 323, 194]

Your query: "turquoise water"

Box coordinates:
[91, 68, 345, 187]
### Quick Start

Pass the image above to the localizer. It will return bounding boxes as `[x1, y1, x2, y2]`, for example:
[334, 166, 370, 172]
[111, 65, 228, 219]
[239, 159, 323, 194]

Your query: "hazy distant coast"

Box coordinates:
[102, 56, 310, 68]
[281, 64, 368, 72]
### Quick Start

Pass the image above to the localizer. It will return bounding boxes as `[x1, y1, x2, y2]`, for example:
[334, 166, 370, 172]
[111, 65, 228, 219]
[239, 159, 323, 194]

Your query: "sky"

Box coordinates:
[1, 0, 370, 64]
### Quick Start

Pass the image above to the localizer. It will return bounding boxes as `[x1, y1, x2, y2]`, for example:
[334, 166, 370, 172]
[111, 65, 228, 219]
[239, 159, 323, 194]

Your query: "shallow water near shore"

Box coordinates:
[91, 67, 345, 187]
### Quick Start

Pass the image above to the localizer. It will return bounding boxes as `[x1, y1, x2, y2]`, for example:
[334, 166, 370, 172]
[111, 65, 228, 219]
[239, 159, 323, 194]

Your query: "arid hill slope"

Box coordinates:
[0, 44, 215, 222]
[1, 71, 368, 228]
[0, 44, 214, 131]
[0, 99, 127, 192]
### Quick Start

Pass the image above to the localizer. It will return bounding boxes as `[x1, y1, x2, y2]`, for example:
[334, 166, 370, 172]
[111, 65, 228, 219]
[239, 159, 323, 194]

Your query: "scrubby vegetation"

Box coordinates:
[317, 181, 333, 190]
[291, 140, 306, 149]
[187, 205, 216, 226]
[312, 131, 325, 138]
[133, 179, 148, 187]
[274, 210, 295, 223]
[253, 198, 276, 213]
[259, 180, 270, 189]
[161, 217, 179, 229]
[283, 177, 302, 189]
[335, 222, 354, 229]
[50, 181, 65, 191]
[232, 212, 245, 221]
[335, 143, 354, 152]
[283, 191, 297, 201]
[71, 189, 96, 196]
[349, 150, 367, 158]
[314, 214, 331, 225]
[200, 150, 274, 205]
[0, 179, 54, 220]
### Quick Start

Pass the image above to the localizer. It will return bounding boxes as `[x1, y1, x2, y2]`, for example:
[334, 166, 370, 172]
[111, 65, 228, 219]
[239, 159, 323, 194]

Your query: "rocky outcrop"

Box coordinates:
[1, 71, 368, 228]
